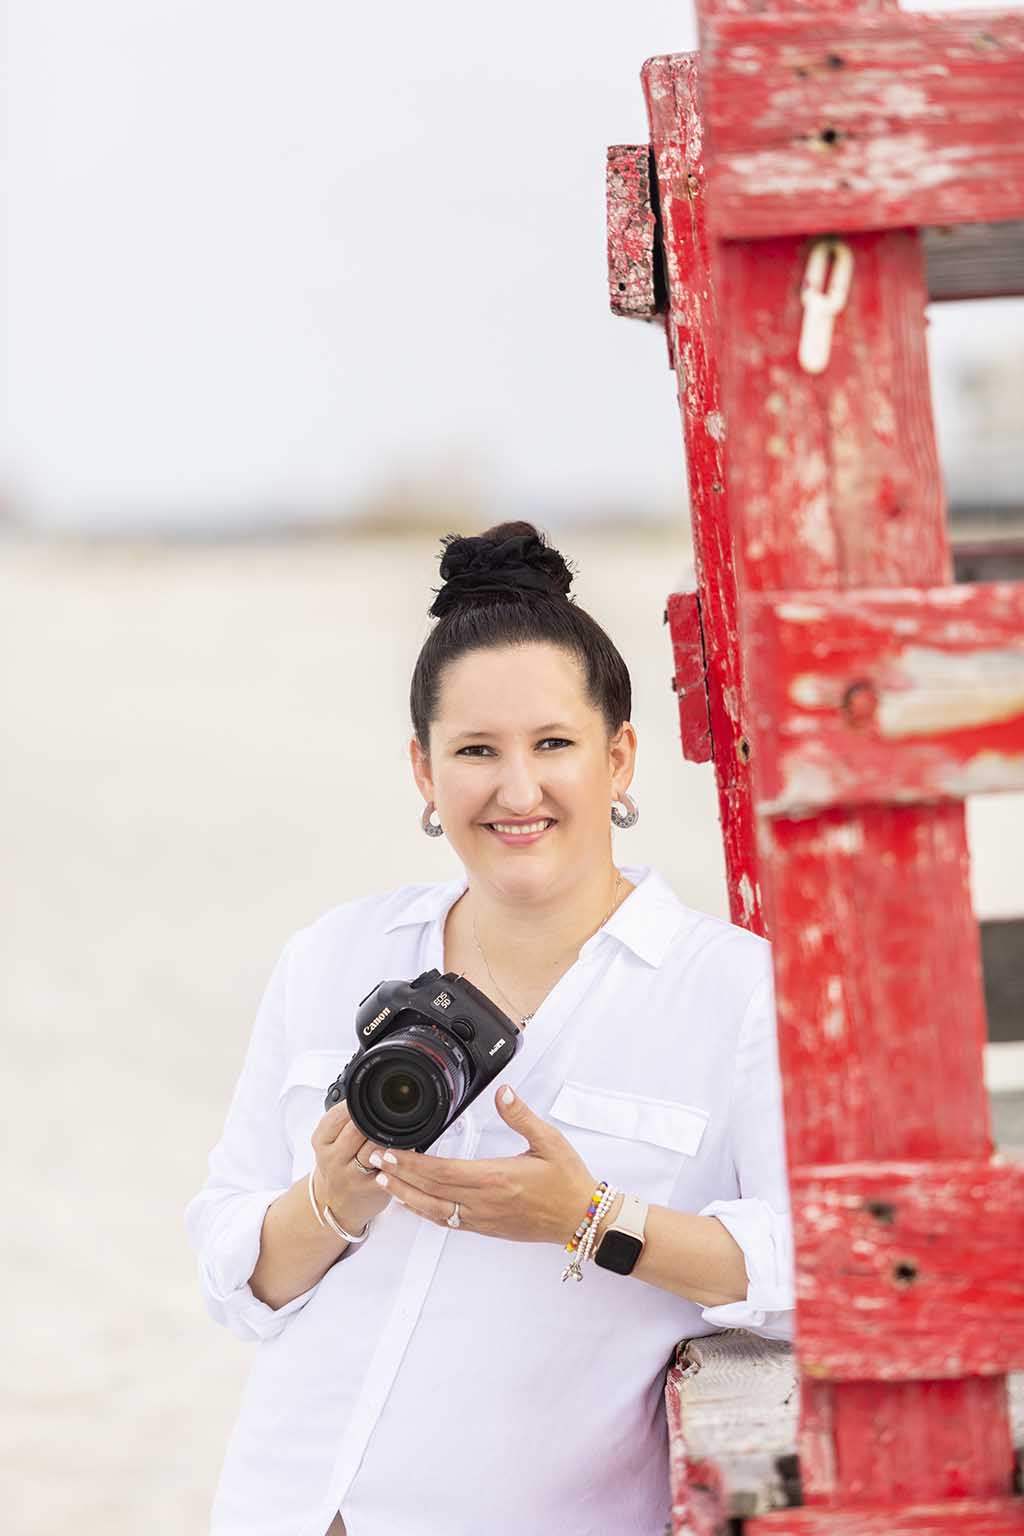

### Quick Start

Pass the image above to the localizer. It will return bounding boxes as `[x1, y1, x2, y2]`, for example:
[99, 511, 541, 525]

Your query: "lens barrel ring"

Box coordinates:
[344, 1023, 469, 1149]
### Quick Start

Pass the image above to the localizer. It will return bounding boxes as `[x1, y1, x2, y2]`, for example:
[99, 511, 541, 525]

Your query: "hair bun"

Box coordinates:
[429, 524, 574, 620]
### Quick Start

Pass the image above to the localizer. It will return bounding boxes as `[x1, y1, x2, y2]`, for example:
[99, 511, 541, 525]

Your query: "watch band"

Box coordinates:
[593, 1192, 648, 1275]
[607, 1192, 647, 1243]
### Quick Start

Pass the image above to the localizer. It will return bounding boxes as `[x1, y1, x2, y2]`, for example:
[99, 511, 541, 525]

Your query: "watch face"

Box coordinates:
[594, 1229, 643, 1276]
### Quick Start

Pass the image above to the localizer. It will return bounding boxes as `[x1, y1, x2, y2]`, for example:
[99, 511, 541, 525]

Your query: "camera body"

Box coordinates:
[324, 969, 523, 1151]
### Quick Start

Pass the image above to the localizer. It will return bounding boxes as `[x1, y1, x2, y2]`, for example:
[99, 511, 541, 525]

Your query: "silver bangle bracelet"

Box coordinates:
[307, 1169, 371, 1244]
[307, 1168, 327, 1228]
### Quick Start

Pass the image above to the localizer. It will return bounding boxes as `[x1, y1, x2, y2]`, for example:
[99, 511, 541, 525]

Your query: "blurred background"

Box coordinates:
[2, 2, 1022, 1531]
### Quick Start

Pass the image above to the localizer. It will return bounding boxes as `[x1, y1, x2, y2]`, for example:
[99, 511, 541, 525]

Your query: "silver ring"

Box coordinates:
[353, 1156, 376, 1176]
[446, 1201, 461, 1229]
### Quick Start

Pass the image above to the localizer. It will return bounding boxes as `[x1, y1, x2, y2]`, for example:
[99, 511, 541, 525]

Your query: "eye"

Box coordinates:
[454, 738, 573, 757]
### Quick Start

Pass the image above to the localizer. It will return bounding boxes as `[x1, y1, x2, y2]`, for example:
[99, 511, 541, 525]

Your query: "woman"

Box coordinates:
[185, 522, 794, 1536]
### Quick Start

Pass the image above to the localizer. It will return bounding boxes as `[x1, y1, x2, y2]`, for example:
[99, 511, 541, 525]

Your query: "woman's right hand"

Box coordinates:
[310, 1100, 394, 1232]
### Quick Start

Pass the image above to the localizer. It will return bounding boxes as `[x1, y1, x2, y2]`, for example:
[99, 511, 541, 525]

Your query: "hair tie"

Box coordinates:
[429, 531, 573, 619]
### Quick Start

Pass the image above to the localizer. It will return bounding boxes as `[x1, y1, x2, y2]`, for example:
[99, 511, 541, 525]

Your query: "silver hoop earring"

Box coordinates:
[610, 792, 639, 829]
[421, 802, 445, 838]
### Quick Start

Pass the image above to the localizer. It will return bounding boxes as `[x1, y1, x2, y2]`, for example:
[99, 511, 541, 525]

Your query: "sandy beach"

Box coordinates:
[3, 530, 1020, 1534]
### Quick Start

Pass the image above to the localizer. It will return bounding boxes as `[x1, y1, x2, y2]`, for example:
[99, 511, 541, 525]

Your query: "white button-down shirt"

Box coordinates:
[185, 862, 794, 1536]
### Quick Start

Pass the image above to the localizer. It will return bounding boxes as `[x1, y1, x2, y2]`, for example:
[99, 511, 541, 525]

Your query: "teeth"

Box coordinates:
[490, 820, 552, 836]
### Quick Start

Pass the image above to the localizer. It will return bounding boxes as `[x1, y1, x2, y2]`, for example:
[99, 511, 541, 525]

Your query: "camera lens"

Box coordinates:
[346, 1022, 469, 1148]
[379, 1070, 422, 1117]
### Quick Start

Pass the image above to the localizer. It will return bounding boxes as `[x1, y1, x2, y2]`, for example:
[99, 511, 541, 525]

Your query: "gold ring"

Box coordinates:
[353, 1156, 376, 1175]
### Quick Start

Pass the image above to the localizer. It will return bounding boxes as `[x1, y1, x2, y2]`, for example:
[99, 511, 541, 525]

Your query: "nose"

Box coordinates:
[494, 750, 546, 818]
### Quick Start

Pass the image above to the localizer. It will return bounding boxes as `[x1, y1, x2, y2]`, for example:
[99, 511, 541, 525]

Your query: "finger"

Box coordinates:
[313, 1100, 352, 1147]
[373, 1156, 476, 1203]
[354, 1139, 387, 1173]
[373, 1169, 466, 1228]
[318, 1118, 369, 1167]
[383, 1149, 490, 1192]
[494, 1086, 561, 1155]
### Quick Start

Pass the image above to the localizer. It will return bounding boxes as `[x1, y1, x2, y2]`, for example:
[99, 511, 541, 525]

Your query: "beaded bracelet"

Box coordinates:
[564, 1180, 608, 1257]
[580, 1186, 619, 1268]
[561, 1182, 617, 1283]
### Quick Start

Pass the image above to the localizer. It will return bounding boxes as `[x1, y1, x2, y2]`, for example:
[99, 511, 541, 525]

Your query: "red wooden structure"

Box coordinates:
[608, 2, 1024, 1531]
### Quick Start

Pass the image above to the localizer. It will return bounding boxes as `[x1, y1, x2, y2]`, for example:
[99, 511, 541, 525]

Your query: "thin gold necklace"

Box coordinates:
[471, 870, 624, 1027]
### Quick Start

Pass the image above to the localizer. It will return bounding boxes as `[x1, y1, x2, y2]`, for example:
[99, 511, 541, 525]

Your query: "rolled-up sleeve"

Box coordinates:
[184, 937, 320, 1343]
[699, 966, 795, 1341]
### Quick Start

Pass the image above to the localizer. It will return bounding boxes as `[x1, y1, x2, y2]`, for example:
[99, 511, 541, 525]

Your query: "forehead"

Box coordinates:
[435, 643, 593, 732]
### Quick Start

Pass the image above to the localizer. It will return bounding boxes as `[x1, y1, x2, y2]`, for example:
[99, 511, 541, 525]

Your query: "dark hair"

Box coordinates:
[410, 520, 632, 751]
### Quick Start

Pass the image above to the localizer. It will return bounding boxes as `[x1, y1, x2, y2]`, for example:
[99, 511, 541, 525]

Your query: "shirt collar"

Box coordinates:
[382, 864, 692, 969]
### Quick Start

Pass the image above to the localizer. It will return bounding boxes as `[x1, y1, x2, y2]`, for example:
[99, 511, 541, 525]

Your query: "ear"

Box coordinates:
[409, 733, 435, 802]
[609, 721, 638, 799]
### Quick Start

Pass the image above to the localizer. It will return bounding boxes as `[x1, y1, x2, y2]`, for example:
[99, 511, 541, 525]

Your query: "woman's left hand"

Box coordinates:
[370, 1086, 597, 1245]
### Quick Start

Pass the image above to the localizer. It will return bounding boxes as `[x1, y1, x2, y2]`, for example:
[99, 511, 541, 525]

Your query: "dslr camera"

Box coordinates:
[324, 969, 523, 1151]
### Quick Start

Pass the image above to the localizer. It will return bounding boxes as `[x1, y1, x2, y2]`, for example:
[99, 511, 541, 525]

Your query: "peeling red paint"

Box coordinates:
[746, 583, 1024, 814]
[642, 54, 765, 935]
[620, 0, 1024, 1525]
[606, 145, 661, 318]
[667, 590, 714, 763]
[701, 11, 1024, 239]
[793, 1161, 1024, 1379]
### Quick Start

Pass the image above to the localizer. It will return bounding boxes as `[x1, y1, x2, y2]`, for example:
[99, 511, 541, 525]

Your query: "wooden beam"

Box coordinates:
[793, 1161, 1024, 1379]
[700, 11, 1024, 239]
[749, 1500, 1024, 1534]
[643, 55, 767, 932]
[744, 583, 1024, 816]
[924, 220, 1024, 302]
[666, 590, 714, 763]
[665, 1330, 1024, 1522]
[981, 919, 1024, 1044]
[606, 145, 662, 318]
[710, 210, 1011, 1504]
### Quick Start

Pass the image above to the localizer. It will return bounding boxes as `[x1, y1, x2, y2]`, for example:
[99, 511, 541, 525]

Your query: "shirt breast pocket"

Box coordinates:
[549, 1080, 709, 1208]
[277, 1048, 352, 1176]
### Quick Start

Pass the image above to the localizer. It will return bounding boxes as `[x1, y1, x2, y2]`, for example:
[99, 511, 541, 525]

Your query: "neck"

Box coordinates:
[464, 860, 630, 974]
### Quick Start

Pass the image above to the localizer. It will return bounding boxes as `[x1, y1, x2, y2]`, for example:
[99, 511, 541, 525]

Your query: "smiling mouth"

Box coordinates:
[483, 818, 557, 837]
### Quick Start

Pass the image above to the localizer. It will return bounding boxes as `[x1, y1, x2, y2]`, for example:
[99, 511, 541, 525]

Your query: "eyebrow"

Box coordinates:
[448, 722, 577, 744]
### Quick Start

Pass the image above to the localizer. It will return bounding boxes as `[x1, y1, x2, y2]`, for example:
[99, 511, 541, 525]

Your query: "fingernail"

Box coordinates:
[383, 1151, 398, 1165]
[368, 1151, 383, 1168]
[501, 1087, 514, 1105]
[375, 1173, 389, 1188]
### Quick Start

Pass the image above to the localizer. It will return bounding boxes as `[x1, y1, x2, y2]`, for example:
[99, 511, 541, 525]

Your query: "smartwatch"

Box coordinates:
[593, 1193, 648, 1275]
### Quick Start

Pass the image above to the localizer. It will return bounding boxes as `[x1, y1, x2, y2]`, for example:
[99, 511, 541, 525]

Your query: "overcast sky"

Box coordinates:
[2, 0, 1020, 531]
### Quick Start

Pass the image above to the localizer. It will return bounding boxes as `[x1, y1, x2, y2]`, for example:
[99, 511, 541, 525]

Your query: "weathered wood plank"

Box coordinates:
[749, 1499, 1024, 1534]
[792, 1161, 1024, 1379]
[700, 11, 1024, 238]
[767, 804, 991, 1167]
[643, 54, 766, 932]
[606, 144, 661, 319]
[715, 229, 948, 594]
[667, 590, 713, 763]
[668, 1333, 800, 1522]
[745, 583, 1024, 816]
[712, 209, 1012, 1494]
[648, 0, 1024, 1515]
[700, 0, 901, 14]
[982, 919, 1024, 1044]
[665, 1331, 1024, 1524]
[924, 220, 1024, 303]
